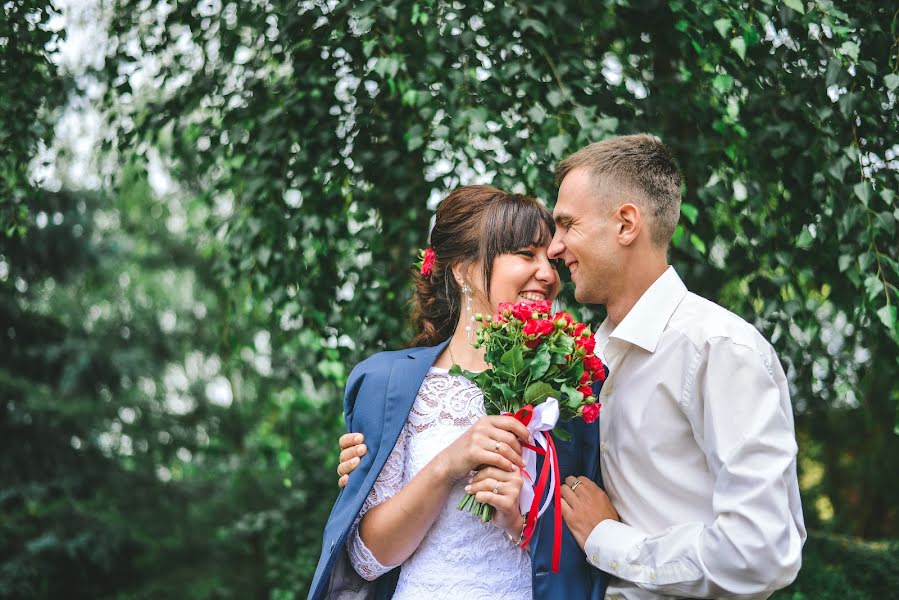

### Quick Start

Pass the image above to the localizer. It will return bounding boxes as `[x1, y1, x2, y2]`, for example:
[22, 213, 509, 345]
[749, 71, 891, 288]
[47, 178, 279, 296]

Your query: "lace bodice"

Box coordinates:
[347, 368, 532, 599]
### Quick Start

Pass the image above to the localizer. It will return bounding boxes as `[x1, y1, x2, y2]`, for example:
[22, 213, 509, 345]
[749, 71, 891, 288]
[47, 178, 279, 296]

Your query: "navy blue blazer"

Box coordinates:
[307, 340, 610, 600]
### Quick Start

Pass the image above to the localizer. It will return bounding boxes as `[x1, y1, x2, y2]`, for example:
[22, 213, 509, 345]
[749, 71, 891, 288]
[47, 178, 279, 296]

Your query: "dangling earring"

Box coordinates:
[462, 282, 474, 343]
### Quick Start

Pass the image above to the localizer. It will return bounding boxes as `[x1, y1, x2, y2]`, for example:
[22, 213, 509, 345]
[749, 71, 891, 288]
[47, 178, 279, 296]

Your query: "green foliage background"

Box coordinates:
[2, 0, 898, 598]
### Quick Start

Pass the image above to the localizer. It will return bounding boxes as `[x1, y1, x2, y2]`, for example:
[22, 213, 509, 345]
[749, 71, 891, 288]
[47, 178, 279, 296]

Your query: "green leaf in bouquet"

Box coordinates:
[530, 345, 552, 379]
[524, 381, 558, 405]
[552, 427, 572, 442]
[557, 335, 575, 352]
[495, 382, 515, 403]
[501, 345, 525, 375]
[449, 364, 483, 383]
[561, 384, 585, 408]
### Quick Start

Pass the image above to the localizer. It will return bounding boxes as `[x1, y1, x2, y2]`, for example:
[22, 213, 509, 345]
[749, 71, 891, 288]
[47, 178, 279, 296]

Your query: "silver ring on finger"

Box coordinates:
[494, 440, 501, 452]
[492, 481, 501, 494]
[569, 478, 581, 492]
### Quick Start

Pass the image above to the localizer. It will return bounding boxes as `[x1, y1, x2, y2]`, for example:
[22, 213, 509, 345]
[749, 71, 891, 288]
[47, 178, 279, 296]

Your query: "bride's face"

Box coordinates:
[470, 244, 560, 315]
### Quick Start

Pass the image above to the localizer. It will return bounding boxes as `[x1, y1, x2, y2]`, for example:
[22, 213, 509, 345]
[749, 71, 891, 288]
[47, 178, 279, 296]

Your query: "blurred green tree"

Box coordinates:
[100, 0, 898, 544]
[0, 0, 66, 235]
[2, 0, 898, 598]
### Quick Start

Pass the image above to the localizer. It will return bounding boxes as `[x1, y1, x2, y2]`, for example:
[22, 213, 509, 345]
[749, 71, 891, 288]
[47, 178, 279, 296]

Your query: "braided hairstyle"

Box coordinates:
[410, 185, 555, 347]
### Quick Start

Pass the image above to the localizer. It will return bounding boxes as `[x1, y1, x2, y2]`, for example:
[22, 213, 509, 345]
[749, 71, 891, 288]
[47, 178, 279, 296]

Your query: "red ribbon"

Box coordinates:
[507, 405, 563, 573]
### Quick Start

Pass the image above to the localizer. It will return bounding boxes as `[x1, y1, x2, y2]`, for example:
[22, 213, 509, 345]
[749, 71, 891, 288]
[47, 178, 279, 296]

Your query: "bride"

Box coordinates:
[307, 185, 607, 600]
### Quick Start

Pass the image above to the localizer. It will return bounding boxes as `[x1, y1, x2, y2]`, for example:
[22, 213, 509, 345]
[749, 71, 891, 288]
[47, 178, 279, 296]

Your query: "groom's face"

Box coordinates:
[548, 168, 620, 305]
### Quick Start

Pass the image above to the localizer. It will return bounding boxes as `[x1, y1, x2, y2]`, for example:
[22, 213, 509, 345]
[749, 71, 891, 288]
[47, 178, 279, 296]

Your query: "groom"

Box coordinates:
[338, 134, 806, 598]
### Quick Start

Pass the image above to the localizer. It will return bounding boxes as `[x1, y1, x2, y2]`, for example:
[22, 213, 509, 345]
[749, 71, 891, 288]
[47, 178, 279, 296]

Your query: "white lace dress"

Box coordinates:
[347, 367, 532, 599]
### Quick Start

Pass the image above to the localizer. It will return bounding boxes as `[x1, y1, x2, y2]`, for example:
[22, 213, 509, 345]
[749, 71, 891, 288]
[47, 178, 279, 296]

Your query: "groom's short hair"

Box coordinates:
[555, 134, 683, 248]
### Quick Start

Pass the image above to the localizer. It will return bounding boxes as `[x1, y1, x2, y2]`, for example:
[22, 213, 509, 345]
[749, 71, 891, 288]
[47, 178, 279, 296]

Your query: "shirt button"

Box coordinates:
[591, 554, 598, 563]
[649, 569, 656, 582]
[600, 442, 608, 453]
[609, 559, 618, 572]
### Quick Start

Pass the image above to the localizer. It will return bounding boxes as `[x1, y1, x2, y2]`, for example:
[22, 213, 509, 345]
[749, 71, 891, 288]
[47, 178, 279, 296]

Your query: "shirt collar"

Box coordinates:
[599, 266, 688, 354]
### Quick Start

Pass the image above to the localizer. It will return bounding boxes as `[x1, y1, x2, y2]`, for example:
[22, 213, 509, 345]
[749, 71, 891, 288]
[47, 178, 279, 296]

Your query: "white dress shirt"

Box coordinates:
[584, 267, 806, 600]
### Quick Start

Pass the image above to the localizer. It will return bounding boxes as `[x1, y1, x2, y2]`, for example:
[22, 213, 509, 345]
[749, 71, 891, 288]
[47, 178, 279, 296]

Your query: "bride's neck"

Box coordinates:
[435, 321, 488, 371]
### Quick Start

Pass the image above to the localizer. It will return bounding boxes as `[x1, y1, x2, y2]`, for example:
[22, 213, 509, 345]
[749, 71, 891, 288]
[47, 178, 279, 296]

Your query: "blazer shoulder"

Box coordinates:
[349, 348, 410, 383]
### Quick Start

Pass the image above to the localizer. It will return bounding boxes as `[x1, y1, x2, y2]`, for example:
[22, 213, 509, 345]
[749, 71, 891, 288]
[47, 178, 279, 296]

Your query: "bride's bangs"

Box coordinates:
[483, 195, 555, 257]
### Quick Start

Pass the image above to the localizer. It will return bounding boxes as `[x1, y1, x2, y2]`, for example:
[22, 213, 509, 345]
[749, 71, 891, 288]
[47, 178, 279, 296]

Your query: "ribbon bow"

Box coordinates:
[507, 398, 563, 573]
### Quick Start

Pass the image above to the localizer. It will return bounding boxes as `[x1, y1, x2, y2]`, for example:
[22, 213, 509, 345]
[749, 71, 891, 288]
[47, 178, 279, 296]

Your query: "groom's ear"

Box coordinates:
[616, 203, 642, 246]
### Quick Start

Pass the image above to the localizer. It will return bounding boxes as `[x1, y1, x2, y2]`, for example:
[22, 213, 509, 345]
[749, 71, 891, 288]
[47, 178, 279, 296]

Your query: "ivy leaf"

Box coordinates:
[876, 305, 896, 331]
[713, 18, 731, 39]
[854, 182, 873, 207]
[690, 233, 707, 254]
[783, 0, 805, 14]
[528, 103, 547, 124]
[713, 74, 734, 93]
[884, 74, 899, 91]
[840, 41, 860, 62]
[548, 134, 570, 159]
[681, 203, 698, 224]
[672, 224, 684, 247]
[730, 37, 747, 61]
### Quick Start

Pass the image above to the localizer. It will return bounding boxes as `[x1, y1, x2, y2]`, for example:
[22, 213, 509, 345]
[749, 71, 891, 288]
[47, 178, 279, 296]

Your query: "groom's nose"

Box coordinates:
[548, 232, 564, 259]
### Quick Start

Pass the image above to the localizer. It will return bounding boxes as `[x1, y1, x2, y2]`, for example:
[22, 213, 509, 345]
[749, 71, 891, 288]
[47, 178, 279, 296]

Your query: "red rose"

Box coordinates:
[579, 370, 591, 385]
[583, 355, 606, 380]
[573, 323, 587, 337]
[578, 384, 594, 398]
[575, 334, 596, 355]
[582, 403, 600, 424]
[497, 302, 514, 318]
[523, 318, 555, 338]
[511, 303, 533, 322]
[524, 338, 541, 349]
[531, 300, 552, 315]
[553, 311, 573, 328]
[420, 248, 436, 276]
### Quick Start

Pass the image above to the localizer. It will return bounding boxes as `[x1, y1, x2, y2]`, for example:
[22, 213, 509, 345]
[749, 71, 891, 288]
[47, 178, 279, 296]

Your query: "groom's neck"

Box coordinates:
[605, 254, 668, 325]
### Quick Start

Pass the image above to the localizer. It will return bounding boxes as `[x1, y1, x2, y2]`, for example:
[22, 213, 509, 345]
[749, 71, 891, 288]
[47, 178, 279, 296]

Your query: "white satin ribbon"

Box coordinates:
[518, 397, 560, 517]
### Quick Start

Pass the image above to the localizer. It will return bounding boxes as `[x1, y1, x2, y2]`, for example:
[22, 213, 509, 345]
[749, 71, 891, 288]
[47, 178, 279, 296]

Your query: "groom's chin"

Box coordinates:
[573, 284, 600, 306]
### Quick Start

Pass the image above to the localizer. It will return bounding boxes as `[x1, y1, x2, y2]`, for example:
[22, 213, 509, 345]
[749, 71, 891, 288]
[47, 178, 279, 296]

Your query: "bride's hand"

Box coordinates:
[466, 465, 526, 538]
[434, 415, 529, 482]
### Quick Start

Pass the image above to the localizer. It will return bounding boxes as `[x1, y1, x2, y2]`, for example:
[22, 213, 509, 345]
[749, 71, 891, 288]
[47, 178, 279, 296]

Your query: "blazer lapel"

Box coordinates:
[379, 341, 450, 456]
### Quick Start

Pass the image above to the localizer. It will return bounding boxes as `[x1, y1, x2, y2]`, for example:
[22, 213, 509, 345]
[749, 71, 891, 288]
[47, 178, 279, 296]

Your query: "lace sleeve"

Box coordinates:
[346, 424, 409, 581]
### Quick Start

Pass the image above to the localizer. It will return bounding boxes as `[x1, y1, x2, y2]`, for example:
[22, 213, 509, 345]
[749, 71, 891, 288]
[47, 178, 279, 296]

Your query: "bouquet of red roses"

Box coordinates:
[450, 300, 606, 558]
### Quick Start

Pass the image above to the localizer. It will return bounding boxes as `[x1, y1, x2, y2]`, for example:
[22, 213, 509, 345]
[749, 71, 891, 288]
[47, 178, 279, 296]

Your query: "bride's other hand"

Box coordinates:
[337, 433, 366, 488]
[435, 415, 529, 481]
[466, 465, 526, 538]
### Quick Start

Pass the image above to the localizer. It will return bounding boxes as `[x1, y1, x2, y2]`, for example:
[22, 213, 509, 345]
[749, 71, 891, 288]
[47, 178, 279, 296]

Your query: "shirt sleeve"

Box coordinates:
[346, 425, 410, 581]
[584, 337, 806, 597]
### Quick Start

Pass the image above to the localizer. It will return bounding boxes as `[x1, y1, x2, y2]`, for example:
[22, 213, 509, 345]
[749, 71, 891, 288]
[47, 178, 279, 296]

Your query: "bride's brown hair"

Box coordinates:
[410, 185, 555, 347]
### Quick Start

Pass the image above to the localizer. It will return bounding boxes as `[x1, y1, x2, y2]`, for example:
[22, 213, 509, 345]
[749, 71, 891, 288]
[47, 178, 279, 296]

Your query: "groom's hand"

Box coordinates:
[561, 475, 619, 550]
[337, 433, 367, 488]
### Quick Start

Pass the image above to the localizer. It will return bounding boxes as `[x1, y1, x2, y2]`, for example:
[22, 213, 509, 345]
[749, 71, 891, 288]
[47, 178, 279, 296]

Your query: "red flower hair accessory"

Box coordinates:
[418, 247, 436, 277]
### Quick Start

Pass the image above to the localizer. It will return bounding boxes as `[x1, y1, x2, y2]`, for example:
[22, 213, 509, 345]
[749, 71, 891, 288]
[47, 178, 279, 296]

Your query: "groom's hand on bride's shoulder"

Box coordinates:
[337, 433, 366, 488]
[560, 475, 619, 550]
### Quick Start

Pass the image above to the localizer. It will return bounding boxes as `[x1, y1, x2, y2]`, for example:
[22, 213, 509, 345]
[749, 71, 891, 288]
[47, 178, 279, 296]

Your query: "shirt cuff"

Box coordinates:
[584, 519, 648, 575]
